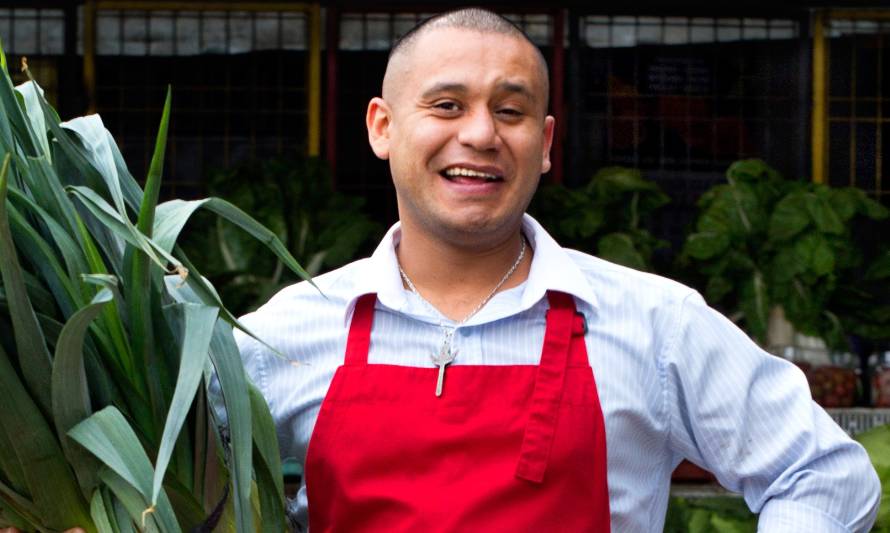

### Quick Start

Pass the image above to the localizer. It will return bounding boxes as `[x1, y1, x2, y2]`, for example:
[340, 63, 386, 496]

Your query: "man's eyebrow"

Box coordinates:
[418, 81, 537, 102]
[496, 81, 536, 102]
[420, 82, 468, 100]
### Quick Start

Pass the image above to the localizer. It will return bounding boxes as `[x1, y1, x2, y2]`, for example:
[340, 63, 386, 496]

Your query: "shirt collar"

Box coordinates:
[342, 213, 598, 326]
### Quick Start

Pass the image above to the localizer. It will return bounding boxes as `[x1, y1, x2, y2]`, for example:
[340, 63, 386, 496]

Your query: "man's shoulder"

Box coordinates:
[562, 247, 695, 307]
[233, 258, 370, 352]
[259, 257, 370, 309]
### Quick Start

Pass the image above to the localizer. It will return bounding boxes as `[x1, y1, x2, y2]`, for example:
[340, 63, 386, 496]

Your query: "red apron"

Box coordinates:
[305, 290, 610, 532]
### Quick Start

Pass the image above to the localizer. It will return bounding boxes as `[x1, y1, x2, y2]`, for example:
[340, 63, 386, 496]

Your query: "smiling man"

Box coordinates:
[232, 8, 880, 532]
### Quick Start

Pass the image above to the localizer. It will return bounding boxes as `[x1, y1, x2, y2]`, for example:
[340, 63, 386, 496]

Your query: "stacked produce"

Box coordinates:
[0, 44, 303, 531]
[800, 364, 858, 407]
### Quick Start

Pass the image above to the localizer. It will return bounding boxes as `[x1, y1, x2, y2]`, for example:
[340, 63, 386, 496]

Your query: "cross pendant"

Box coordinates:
[431, 340, 457, 397]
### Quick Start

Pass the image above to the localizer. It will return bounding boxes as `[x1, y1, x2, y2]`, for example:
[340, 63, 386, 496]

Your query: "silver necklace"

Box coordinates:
[398, 235, 527, 397]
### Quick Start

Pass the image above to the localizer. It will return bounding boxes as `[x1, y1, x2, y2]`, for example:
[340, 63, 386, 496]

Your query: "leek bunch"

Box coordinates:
[0, 44, 303, 531]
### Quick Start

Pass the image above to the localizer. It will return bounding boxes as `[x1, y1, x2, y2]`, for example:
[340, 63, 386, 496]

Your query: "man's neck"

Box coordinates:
[395, 222, 532, 322]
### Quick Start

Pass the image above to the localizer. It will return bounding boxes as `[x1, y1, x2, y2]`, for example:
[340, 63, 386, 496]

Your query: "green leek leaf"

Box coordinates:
[98, 468, 180, 533]
[69, 407, 179, 532]
[52, 287, 115, 498]
[250, 383, 285, 532]
[152, 302, 218, 507]
[0, 340, 93, 531]
[90, 491, 116, 533]
[0, 154, 53, 414]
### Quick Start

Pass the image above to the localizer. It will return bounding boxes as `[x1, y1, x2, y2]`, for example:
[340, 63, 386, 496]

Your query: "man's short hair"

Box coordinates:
[390, 8, 535, 61]
[387, 8, 550, 108]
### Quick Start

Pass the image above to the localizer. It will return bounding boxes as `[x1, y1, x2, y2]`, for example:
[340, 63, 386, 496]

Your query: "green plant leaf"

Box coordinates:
[14, 82, 51, 161]
[0, 340, 94, 531]
[804, 192, 844, 235]
[859, 194, 890, 220]
[684, 231, 730, 260]
[0, 477, 40, 526]
[7, 198, 82, 318]
[0, 154, 53, 415]
[155, 197, 312, 283]
[597, 232, 647, 271]
[204, 322, 255, 532]
[827, 188, 859, 222]
[771, 246, 807, 283]
[0, 74, 36, 158]
[866, 250, 890, 281]
[126, 86, 172, 445]
[705, 276, 733, 303]
[769, 193, 810, 242]
[739, 271, 769, 343]
[152, 302, 218, 507]
[249, 383, 285, 532]
[69, 407, 180, 532]
[793, 233, 835, 277]
[0, 407, 27, 495]
[68, 185, 178, 272]
[165, 277, 256, 532]
[90, 491, 116, 533]
[51, 111, 128, 218]
[98, 468, 180, 533]
[52, 287, 115, 499]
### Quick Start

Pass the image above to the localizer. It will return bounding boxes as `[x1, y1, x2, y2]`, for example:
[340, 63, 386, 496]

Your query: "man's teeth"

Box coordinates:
[444, 168, 500, 181]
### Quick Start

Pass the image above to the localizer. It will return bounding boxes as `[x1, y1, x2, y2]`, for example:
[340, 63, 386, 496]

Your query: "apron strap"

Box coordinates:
[344, 293, 377, 365]
[515, 290, 580, 484]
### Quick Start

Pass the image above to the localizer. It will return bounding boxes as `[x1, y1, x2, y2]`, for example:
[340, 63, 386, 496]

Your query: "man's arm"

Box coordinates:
[661, 292, 880, 532]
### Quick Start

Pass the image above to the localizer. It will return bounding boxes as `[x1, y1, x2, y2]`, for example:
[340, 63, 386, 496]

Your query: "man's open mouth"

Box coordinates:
[440, 167, 504, 183]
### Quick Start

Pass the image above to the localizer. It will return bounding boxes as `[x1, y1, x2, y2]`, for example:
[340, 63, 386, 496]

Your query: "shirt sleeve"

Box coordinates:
[661, 291, 880, 532]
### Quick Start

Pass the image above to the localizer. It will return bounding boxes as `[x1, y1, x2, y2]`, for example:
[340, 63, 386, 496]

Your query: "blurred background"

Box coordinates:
[2, 2, 890, 529]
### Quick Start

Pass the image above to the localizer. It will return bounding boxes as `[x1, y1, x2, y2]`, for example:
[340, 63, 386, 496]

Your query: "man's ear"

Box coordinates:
[366, 97, 392, 160]
[540, 115, 556, 174]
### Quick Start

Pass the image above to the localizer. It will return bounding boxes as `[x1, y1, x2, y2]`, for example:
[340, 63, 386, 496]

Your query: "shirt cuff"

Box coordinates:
[758, 499, 849, 533]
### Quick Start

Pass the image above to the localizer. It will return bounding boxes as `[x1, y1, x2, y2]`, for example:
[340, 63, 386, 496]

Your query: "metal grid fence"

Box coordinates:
[577, 15, 803, 177]
[826, 16, 890, 201]
[90, 8, 310, 199]
[0, 7, 66, 105]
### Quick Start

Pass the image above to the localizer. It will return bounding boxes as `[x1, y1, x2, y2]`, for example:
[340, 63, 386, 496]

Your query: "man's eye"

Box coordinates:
[433, 102, 460, 112]
[498, 108, 523, 117]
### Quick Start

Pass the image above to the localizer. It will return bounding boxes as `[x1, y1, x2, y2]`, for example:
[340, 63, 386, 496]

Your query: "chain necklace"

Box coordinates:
[398, 234, 527, 397]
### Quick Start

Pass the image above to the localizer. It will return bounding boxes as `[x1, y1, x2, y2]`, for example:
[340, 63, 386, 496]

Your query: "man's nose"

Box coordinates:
[456, 109, 499, 151]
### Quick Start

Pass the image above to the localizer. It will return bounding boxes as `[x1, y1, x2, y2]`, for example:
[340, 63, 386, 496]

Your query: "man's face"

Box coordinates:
[367, 27, 555, 247]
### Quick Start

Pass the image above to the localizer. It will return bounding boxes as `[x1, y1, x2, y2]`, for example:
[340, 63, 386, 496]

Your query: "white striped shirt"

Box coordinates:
[232, 214, 879, 532]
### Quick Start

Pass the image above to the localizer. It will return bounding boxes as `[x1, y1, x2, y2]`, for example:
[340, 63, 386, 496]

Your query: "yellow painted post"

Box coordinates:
[307, 3, 322, 157]
[83, 0, 97, 114]
[811, 10, 828, 184]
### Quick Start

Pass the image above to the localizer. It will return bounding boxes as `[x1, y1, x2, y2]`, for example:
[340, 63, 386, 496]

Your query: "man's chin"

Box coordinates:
[422, 211, 522, 246]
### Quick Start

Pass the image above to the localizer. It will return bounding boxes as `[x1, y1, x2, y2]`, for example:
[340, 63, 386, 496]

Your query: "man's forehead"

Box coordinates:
[419, 80, 539, 102]
[384, 27, 548, 104]
[398, 27, 537, 64]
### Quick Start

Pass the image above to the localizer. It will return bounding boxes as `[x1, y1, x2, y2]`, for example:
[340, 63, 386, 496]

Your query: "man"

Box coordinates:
[235, 8, 880, 532]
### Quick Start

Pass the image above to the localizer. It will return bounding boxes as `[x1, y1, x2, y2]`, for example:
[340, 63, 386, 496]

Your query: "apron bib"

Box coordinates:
[305, 290, 610, 532]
